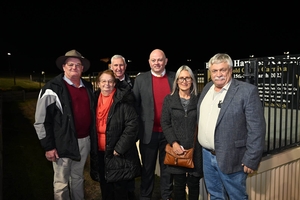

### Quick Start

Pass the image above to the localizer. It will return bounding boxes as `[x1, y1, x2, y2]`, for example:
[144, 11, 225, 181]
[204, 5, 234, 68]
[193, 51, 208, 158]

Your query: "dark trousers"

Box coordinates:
[98, 151, 134, 200]
[139, 132, 173, 200]
[173, 173, 200, 200]
[127, 179, 137, 200]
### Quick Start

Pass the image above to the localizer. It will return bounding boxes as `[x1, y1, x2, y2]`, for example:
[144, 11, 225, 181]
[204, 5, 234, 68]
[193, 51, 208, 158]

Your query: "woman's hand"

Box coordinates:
[172, 142, 186, 155]
[113, 150, 119, 156]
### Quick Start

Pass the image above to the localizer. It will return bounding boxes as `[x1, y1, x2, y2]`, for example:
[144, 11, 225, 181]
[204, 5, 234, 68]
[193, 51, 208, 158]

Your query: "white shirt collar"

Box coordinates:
[63, 75, 85, 88]
[151, 69, 166, 77]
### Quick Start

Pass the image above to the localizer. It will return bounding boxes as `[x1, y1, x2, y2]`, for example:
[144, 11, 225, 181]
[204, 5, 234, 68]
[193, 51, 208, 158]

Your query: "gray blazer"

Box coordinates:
[133, 70, 175, 144]
[197, 78, 266, 174]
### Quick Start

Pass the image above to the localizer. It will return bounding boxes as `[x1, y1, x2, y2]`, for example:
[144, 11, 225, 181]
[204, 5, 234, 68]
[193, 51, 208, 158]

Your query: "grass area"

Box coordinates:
[0, 76, 45, 92]
[2, 100, 54, 199]
[3, 96, 102, 199]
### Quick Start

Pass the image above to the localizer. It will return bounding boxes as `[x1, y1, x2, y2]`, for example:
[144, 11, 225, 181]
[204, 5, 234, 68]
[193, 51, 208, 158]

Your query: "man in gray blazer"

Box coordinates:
[133, 49, 175, 200]
[197, 53, 266, 199]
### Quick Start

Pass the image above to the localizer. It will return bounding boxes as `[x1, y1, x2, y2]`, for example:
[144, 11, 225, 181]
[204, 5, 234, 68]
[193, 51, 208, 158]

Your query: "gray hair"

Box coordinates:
[171, 65, 198, 96]
[208, 53, 233, 69]
[111, 54, 127, 66]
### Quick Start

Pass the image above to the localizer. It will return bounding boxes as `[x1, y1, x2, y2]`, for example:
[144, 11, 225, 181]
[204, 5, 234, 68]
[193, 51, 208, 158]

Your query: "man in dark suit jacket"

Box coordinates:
[197, 53, 266, 199]
[133, 49, 175, 200]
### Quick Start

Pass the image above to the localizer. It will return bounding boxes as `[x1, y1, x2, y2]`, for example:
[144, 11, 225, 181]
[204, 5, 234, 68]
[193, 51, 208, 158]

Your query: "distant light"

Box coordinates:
[7, 53, 11, 56]
[127, 60, 132, 62]
[187, 59, 192, 62]
[284, 51, 289, 55]
[249, 55, 254, 58]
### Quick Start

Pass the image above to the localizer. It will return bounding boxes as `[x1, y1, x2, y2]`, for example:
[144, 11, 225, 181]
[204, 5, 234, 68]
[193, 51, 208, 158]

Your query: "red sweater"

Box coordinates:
[65, 82, 91, 138]
[152, 75, 170, 132]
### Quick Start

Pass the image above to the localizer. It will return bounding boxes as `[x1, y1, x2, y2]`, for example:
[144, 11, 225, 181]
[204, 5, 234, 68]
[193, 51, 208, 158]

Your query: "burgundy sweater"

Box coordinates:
[65, 82, 91, 138]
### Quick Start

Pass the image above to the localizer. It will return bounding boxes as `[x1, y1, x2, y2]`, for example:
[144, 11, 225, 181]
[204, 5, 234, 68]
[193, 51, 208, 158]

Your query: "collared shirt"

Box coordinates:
[198, 80, 232, 150]
[63, 76, 85, 88]
[119, 76, 125, 81]
[151, 69, 166, 77]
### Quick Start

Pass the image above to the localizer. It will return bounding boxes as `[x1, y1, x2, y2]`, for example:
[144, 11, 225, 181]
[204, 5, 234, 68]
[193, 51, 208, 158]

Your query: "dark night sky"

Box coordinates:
[1, 1, 300, 74]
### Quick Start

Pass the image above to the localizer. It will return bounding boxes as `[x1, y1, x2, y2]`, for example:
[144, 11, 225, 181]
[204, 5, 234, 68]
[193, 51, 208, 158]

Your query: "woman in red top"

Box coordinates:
[90, 70, 141, 200]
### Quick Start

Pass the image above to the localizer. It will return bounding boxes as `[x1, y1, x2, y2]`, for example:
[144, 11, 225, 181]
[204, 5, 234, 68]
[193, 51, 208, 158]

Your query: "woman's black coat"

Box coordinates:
[161, 90, 203, 176]
[90, 82, 140, 182]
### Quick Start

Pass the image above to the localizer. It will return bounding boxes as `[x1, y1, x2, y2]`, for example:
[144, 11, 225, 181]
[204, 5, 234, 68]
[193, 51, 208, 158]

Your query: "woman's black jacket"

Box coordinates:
[161, 90, 203, 176]
[90, 82, 140, 182]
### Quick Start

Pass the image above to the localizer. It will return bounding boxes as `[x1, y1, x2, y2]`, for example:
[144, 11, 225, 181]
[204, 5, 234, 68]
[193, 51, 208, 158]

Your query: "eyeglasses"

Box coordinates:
[178, 77, 192, 82]
[65, 62, 83, 68]
[100, 80, 114, 84]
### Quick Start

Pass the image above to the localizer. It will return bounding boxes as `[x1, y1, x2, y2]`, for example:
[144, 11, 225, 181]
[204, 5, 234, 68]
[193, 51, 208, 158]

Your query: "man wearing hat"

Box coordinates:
[34, 49, 96, 200]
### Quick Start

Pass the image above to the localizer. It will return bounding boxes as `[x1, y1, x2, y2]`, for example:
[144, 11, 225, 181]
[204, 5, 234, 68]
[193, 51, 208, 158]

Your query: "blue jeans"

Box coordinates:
[202, 148, 248, 200]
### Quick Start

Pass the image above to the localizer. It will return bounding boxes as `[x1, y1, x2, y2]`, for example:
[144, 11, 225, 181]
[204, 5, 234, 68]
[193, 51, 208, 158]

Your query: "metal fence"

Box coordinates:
[226, 55, 300, 155]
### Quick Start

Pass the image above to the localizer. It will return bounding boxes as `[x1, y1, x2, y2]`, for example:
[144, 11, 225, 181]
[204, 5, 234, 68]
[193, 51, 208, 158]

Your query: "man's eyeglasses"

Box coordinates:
[65, 63, 83, 68]
[178, 77, 192, 82]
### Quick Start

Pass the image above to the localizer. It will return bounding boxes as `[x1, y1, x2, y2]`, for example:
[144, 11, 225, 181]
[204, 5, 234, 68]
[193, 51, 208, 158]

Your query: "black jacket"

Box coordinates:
[90, 82, 141, 182]
[161, 90, 203, 176]
[34, 73, 96, 161]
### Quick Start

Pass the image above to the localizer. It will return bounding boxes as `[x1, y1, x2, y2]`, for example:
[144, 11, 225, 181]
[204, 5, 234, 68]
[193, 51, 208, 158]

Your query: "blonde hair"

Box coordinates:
[171, 65, 198, 96]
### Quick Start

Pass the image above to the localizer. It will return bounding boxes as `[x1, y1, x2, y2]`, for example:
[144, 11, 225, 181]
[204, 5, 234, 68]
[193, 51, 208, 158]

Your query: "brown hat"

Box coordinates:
[56, 49, 90, 72]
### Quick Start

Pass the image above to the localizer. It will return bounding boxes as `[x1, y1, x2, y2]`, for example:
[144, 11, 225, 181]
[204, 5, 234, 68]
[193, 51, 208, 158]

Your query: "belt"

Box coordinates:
[205, 148, 216, 155]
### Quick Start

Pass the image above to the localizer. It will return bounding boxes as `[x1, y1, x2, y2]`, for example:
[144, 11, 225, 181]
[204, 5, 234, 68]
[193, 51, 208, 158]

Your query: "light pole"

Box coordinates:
[42, 71, 45, 83]
[7, 53, 11, 75]
[7, 53, 16, 85]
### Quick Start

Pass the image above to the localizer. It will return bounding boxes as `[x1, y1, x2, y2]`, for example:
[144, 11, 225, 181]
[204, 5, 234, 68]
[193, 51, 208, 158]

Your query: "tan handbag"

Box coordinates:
[164, 143, 194, 168]
[163, 126, 197, 169]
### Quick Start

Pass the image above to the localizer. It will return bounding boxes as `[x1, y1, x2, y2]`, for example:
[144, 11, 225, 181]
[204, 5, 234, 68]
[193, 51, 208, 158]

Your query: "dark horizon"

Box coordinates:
[2, 50, 299, 76]
[2, 1, 300, 74]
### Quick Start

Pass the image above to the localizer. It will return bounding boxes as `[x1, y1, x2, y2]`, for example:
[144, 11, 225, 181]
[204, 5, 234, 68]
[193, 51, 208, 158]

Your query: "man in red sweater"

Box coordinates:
[133, 49, 175, 200]
[34, 50, 95, 200]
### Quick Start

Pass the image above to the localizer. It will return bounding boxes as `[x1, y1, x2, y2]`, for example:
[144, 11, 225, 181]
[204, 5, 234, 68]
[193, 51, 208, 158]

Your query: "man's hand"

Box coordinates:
[45, 149, 59, 162]
[242, 163, 254, 174]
